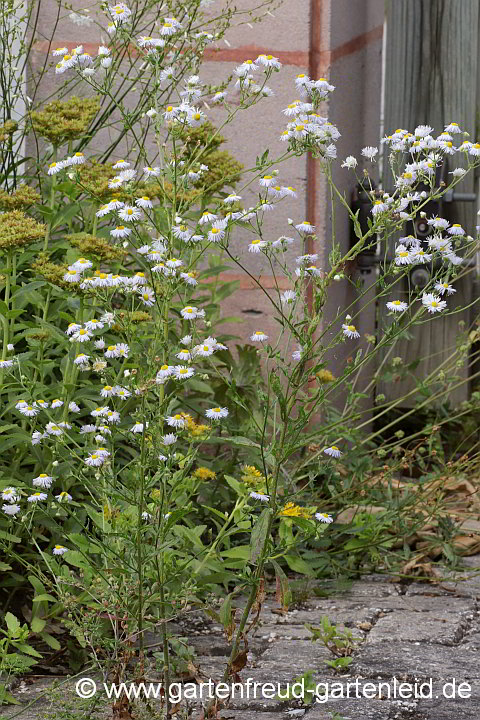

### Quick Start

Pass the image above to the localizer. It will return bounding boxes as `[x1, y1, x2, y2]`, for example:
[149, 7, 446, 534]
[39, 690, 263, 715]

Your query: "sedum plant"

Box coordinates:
[0, 0, 479, 715]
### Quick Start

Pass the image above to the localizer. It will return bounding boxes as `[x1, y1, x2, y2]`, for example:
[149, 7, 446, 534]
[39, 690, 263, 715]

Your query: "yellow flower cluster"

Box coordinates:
[183, 414, 210, 438]
[240, 465, 265, 487]
[0, 186, 40, 211]
[0, 211, 45, 250]
[30, 96, 100, 145]
[31, 252, 75, 290]
[0, 120, 17, 143]
[280, 502, 314, 519]
[193, 467, 216, 480]
[316, 368, 336, 384]
[67, 231, 125, 262]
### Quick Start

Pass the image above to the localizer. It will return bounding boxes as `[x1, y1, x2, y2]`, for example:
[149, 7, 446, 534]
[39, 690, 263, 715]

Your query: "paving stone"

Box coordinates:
[354, 641, 480, 682]
[404, 581, 479, 598]
[367, 610, 468, 646]
[417, 687, 480, 719]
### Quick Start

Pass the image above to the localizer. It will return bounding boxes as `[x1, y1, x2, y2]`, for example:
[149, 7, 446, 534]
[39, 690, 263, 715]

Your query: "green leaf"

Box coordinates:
[219, 593, 233, 629]
[270, 559, 292, 610]
[284, 554, 314, 576]
[5, 612, 21, 636]
[85, 506, 111, 533]
[222, 436, 261, 449]
[0, 529, 22, 543]
[221, 545, 250, 559]
[32, 594, 57, 603]
[41, 632, 61, 651]
[63, 551, 91, 569]
[250, 508, 272, 562]
[30, 617, 46, 633]
[13, 643, 43, 658]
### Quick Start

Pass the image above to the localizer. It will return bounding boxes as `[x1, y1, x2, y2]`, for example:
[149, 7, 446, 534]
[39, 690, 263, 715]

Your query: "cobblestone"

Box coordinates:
[3, 558, 480, 719]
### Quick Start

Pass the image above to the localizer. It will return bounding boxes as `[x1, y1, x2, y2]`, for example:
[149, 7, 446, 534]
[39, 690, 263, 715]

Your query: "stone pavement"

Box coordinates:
[3, 558, 480, 720]
[184, 557, 480, 720]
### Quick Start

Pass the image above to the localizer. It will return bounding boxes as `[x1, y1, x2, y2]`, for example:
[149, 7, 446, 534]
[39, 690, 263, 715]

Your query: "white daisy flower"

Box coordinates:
[205, 407, 229, 420]
[421, 293, 447, 313]
[135, 196, 153, 209]
[281, 290, 297, 304]
[427, 217, 450, 230]
[91, 406, 108, 418]
[174, 365, 195, 380]
[2, 487, 20, 502]
[73, 354, 90, 366]
[143, 166, 160, 178]
[0, 359, 14, 369]
[250, 491, 269, 502]
[341, 155, 358, 169]
[394, 245, 413, 265]
[435, 281, 456, 296]
[324, 445, 342, 458]
[66, 323, 81, 336]
[69, 401, 81, 413]
[84, 453, 105, 467]
[180, 306, 205, 320]
[180, 335, 192, 346]
[118, 205, 142, 222]
[27, 492, 48, 502]
[295, 220, 315, 234]
[207, 226, 225, 242]
[53, 544, 68, 555]
[248, 239, 267, 253]
[96, 204, 112, 218]
[315, 512, 333, 524]
[386, 300, 408, 312]
[447, 224, 465, 236]
[342, 324, 360, 339]
[166, 414, 186, 429]
[100, 385, 115, 398]
[199, 211, 217, 225]
[256, 53, 281, 69]
[3, 503, 21, 515]
[55, 491, 72, 502]
[32, 473, 53, 488]
[110, 225, 131, 239]
[175, 348, 192, 362]
[162, 433, 177, 445]
[130, 423, 145, 433]
[138, 288, 155, 306]
[193, 343, 215, 358]
[32, 431, 44, 445]
[80, 424, 96, 434]
[70, 328, 92, 343]
[156, 364, 174, 382]
[19, 405, 39, 417]
[105, 410, 120, 424]
[47, 161, 64, 175]
[361, 146, 378, 161]
[251, 331, 268, 342]
[224, 193, 241, 204]
[45, 423, 64, 436]
[292, 345, 303, 361]
[114, 386, 131, 400]
[180, 272, 198, 286]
